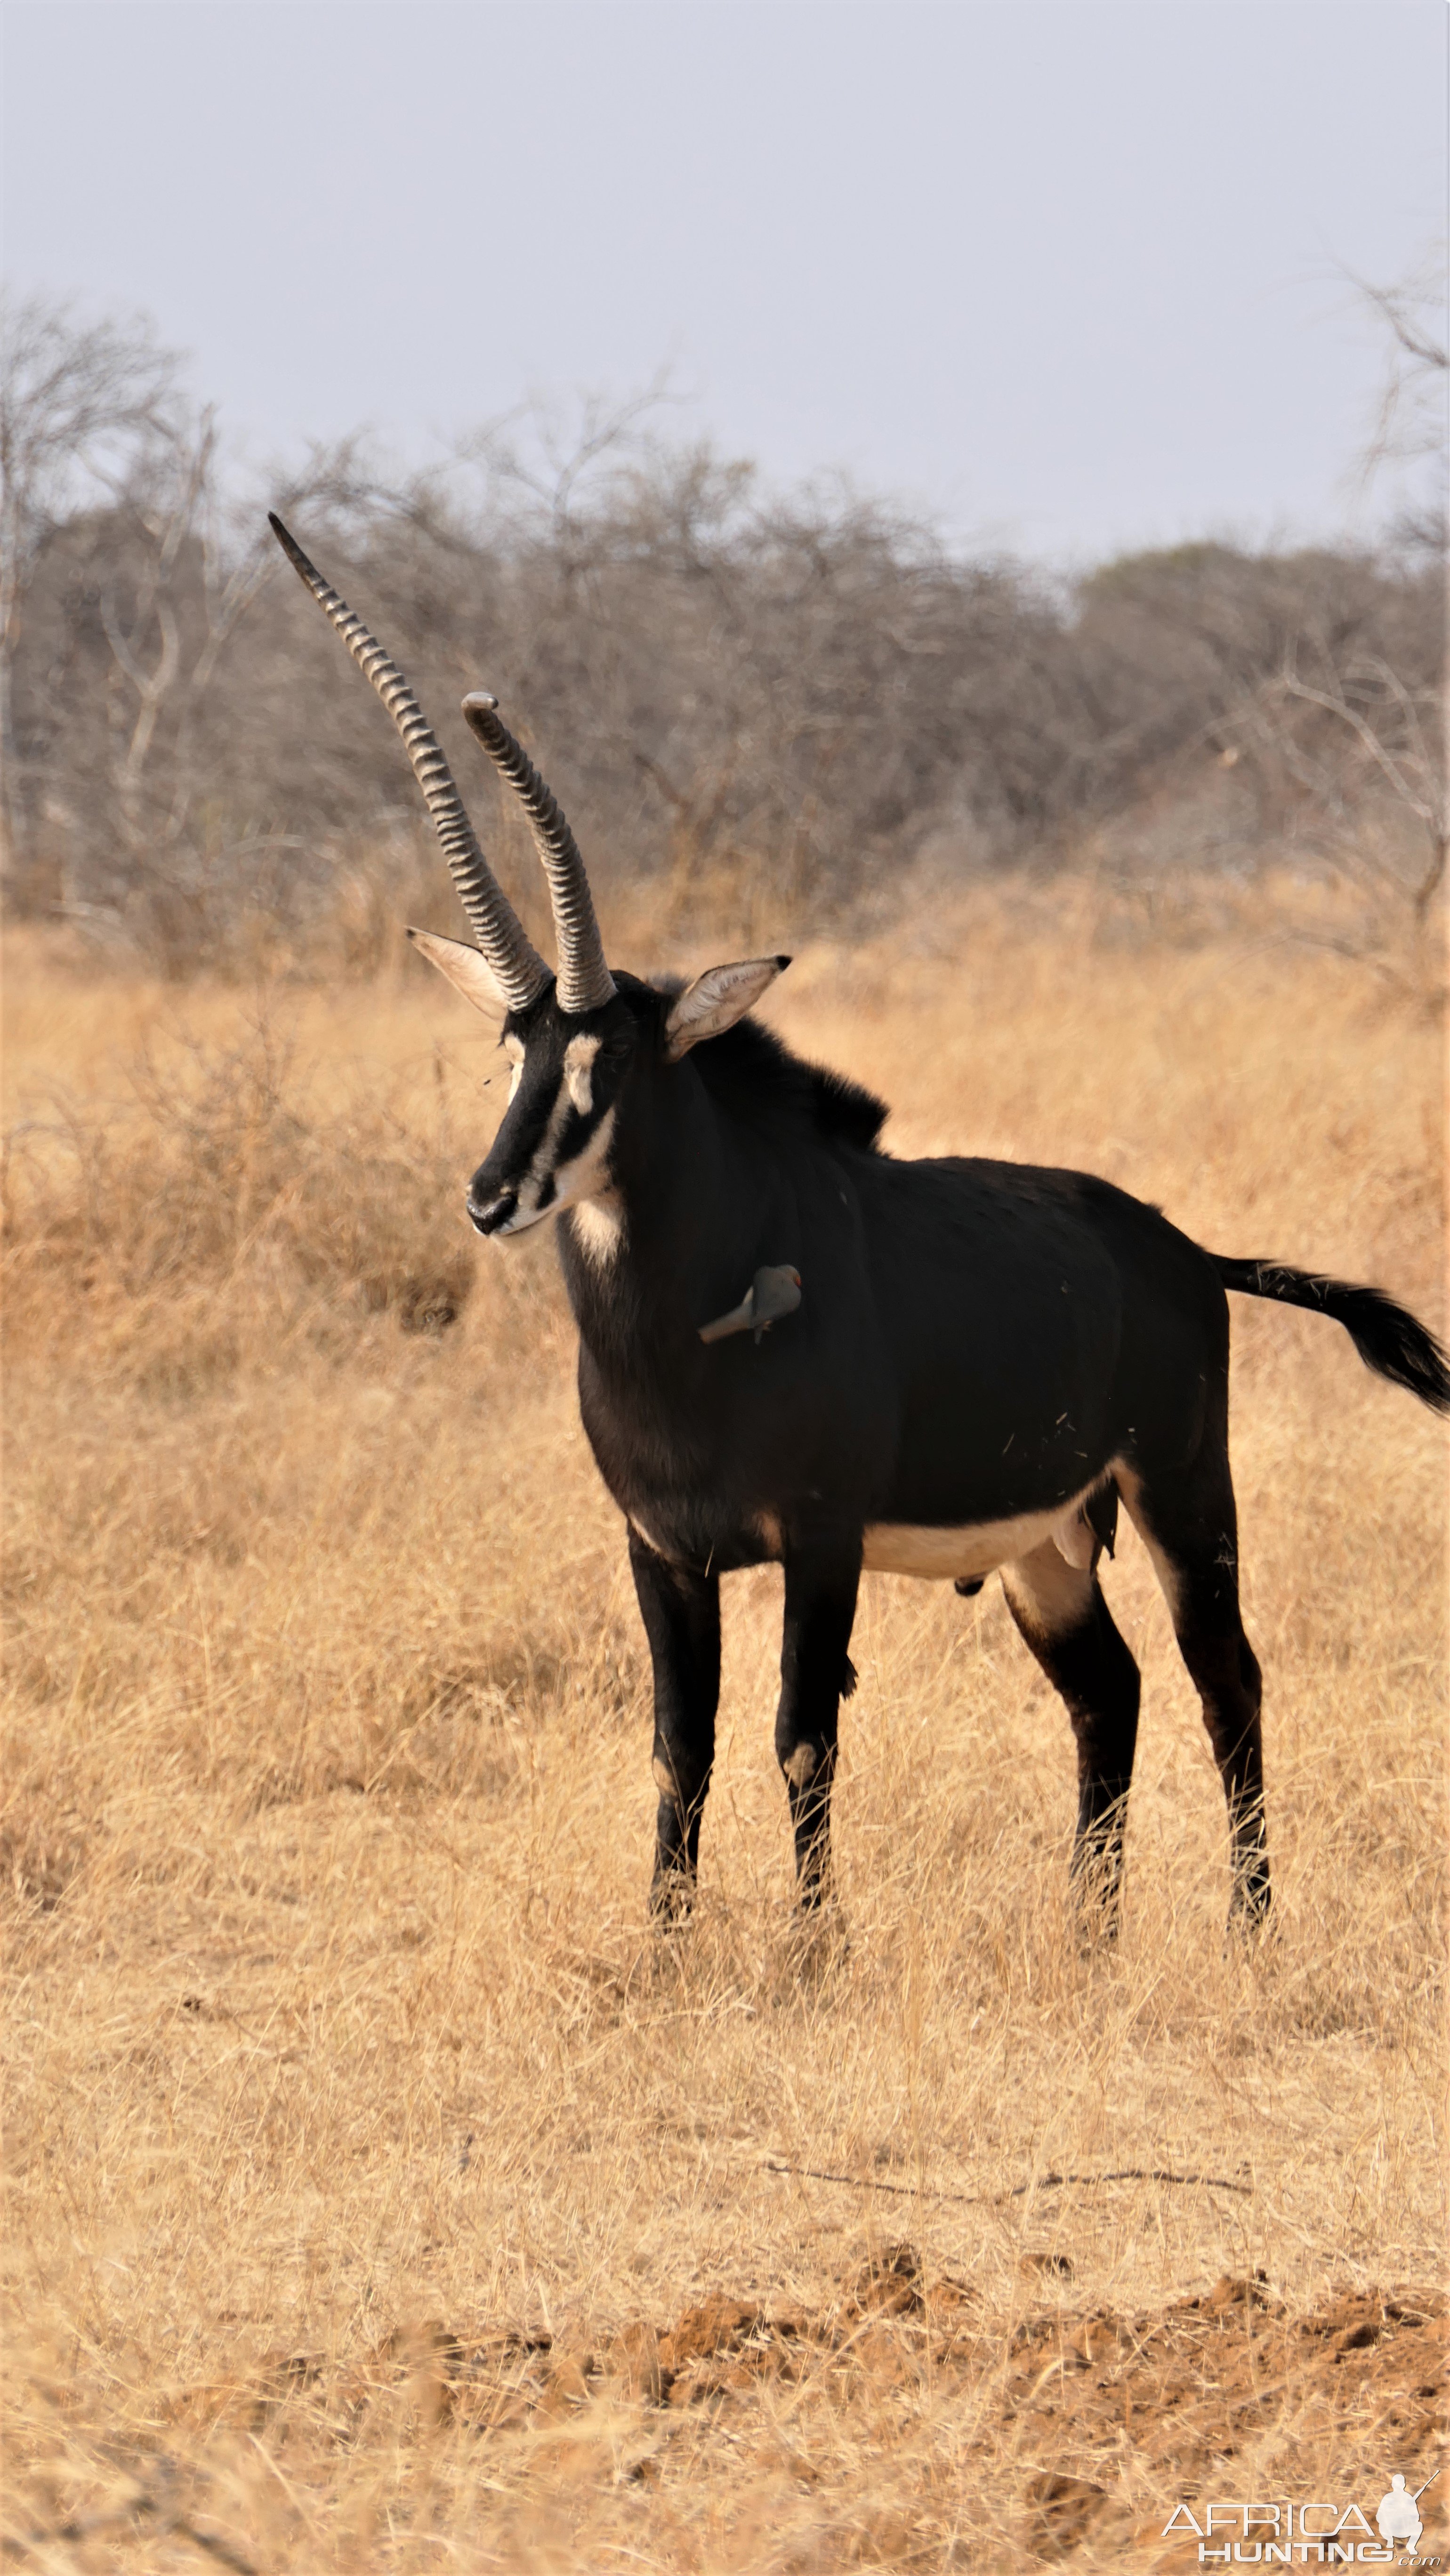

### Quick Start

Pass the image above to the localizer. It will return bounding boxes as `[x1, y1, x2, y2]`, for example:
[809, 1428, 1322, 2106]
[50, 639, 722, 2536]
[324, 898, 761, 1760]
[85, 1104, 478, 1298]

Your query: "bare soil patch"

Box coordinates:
[11, 2258, 1446, 2569]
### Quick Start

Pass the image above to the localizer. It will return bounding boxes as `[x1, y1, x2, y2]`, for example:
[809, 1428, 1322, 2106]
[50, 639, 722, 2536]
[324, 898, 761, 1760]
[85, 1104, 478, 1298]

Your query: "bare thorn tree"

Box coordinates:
[1228, 632, 1448, 988]
[1355, 248, 1449, 557]
[1216, 258, 1448, 997]
[455, 366, 684, 559]
[93, 409, 393, 915]
[1278, 650, 1446, 933]
[0, 290, 180, 877]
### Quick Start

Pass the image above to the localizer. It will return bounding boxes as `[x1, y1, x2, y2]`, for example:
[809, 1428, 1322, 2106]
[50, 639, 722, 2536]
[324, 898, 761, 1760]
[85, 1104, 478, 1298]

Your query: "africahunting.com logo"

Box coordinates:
[1160, 2469, 1441, 2562]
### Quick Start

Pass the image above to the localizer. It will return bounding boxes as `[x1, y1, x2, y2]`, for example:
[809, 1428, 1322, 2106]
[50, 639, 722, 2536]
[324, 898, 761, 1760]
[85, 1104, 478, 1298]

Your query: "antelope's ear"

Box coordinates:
[663, 956, 790, 1063]
[407, 927, 509, 1019]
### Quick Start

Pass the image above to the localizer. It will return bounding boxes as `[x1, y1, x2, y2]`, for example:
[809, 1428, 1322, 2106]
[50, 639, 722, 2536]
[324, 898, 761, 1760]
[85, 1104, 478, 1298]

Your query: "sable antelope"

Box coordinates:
[271, 515, 1450, 1937]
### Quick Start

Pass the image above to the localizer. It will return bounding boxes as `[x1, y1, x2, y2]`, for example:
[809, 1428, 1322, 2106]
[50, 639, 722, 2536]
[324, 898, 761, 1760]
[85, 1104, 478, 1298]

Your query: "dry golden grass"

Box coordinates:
[2, 881, 1446, 2571]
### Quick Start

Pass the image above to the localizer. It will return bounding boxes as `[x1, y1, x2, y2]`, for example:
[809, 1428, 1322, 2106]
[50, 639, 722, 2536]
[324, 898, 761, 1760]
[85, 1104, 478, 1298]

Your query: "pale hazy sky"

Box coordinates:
[1, 1, 1443, 560]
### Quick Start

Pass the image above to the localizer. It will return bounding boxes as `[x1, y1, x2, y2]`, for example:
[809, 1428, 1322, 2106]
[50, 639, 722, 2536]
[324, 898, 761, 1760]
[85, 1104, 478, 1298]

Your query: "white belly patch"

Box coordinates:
[862, 1473, 1110, 1582]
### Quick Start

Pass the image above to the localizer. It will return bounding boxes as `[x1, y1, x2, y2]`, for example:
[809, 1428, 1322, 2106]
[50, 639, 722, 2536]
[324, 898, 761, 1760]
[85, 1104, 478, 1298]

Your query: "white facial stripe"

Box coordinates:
[564, 1033, 601, 1115]
[551, 1105, 617, 1222]
[504, 1033, 524, 1103]
[490, 1196, 554, 1236]
[515, 1072, 577, 1219]
[500, 1103, 619, 1238]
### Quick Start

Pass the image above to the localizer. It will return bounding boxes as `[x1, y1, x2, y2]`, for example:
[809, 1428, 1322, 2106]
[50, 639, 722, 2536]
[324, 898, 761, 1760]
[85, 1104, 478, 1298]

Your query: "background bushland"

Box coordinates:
[2, 292, 1443, 981]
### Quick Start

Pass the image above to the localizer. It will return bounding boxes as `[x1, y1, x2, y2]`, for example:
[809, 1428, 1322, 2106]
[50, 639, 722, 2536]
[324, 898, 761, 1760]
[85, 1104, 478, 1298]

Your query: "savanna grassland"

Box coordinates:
[3, 883, 1446, 2572]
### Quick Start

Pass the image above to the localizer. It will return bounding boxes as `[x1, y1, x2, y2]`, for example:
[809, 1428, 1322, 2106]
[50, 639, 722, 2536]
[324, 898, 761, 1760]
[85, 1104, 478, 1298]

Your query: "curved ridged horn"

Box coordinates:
[268, 515, 551, 1014]
[462, 693, 616, 1016]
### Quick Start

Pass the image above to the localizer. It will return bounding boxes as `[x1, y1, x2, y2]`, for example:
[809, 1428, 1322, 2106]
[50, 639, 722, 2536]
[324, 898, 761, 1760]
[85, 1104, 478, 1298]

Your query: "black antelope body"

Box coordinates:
[272, 515, 1450, 1938]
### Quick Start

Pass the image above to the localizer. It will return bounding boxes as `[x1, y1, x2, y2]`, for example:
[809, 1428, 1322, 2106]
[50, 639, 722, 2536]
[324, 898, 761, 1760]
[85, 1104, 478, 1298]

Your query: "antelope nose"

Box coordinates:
[467, 1188, 516, 1237]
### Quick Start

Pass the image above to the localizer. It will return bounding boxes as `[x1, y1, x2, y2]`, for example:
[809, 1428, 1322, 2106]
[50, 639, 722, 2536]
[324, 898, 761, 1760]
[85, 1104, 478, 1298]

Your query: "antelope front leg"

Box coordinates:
[775, 1544, 861, 1907]
[628, 1530, 720, 1918]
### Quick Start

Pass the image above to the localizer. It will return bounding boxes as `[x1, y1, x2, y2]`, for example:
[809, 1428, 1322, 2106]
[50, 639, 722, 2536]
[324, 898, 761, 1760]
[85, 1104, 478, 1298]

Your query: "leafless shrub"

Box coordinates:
[0, 290, 181, 882]
[3, 1015, 482, 1368]
[1223, 638, 1445, 991]
[1355, 247, 1447, 561]
[1209, 257, 1448, 994]
[3, 296, 1442, 974]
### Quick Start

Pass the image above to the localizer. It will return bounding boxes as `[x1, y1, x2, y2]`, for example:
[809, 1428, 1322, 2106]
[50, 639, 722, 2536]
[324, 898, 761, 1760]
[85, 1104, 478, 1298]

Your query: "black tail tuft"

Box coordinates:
[1213, 1256, 1450, 1415]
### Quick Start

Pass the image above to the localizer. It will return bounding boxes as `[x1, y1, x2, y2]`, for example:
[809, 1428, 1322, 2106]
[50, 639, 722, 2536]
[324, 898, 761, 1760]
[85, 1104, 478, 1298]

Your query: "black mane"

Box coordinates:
[693, 1013, 889, 1151]
[626, 976, 888, 1151]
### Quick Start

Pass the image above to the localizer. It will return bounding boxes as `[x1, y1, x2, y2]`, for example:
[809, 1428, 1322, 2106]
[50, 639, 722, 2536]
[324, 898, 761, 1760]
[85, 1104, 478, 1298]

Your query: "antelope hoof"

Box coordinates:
[649, 1868, 696, 1928]
[1225, 1876, 1273, 1948]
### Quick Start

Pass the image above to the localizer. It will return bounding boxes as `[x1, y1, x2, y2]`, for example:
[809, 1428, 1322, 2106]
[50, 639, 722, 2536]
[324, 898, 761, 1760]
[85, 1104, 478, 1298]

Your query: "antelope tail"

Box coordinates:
[1213, 1255, 1450, 1414]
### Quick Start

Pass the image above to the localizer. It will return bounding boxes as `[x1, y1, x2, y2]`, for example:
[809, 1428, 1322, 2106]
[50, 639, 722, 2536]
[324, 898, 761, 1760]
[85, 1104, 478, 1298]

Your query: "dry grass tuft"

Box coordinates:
[2, 884, 1445, 2569]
